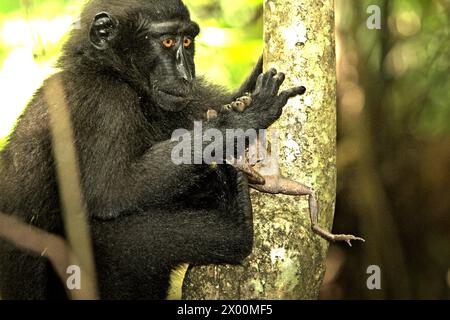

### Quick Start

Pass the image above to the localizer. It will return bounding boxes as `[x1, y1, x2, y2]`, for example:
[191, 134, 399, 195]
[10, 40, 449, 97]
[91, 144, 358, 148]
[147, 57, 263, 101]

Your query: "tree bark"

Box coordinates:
[183, 0, 337, 299]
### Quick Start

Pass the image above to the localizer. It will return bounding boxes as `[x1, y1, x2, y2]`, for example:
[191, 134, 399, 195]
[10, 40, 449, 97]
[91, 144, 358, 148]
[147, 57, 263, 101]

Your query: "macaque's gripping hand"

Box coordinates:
[246, 69, 306, 129]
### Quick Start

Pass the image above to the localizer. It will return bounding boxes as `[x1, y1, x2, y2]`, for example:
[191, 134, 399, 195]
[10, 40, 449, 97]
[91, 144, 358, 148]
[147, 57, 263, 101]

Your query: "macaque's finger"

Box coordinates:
[253, 73, 264, 95]
[270, 72, 286, 94]
[278, 86, 306, 105]
[262, 68, 277, 87]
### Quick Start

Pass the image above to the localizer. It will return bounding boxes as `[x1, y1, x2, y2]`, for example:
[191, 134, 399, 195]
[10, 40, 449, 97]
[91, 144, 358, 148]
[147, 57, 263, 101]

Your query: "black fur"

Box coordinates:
[0, 0, 299, 299]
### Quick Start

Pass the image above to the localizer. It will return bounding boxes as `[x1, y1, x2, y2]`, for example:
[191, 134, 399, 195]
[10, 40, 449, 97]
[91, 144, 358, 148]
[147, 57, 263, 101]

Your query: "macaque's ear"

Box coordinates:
[89, 12, 119, 50]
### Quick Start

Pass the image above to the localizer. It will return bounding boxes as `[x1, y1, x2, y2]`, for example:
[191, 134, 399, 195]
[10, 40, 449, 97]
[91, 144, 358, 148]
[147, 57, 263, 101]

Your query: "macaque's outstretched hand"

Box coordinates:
[206, 91, 365, 245]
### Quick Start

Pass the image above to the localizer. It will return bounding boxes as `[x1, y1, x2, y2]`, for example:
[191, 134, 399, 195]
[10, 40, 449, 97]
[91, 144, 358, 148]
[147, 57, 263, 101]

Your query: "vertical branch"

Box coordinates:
[45, 75, 99, 300]
[183, 0, 337, 299]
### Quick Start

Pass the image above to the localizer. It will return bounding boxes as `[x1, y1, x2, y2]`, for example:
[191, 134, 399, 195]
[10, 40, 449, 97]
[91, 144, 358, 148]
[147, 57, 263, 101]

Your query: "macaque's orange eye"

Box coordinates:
[162, 38, 175, 48]
[183, 38, 192, 48]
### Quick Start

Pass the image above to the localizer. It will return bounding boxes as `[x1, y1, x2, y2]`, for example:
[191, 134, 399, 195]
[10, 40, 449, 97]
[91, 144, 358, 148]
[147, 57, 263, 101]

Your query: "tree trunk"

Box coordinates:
[183, 0, 337, 299]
